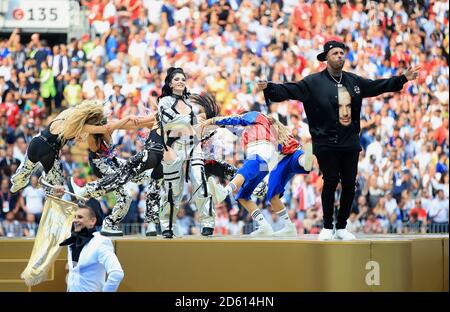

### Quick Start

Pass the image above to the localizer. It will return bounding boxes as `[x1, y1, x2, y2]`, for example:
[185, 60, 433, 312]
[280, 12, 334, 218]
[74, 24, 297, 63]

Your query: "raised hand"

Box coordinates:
[255, 77, 268, 91]
[404, 65, 422, 81]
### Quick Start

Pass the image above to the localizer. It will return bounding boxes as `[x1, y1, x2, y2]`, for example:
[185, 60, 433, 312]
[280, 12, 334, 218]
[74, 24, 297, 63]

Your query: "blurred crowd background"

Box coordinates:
[0, 0, 448, 237]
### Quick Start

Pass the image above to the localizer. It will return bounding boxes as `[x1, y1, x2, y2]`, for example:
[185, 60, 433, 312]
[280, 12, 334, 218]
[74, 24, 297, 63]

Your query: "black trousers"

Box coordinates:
[315, 149, 360, 230]
[28, 136, 58, 173]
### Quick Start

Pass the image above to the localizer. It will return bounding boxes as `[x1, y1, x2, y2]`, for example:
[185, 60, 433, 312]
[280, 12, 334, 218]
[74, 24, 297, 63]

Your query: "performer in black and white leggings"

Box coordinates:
[87, 125, 157, 236]
[71, 128, 166, 222]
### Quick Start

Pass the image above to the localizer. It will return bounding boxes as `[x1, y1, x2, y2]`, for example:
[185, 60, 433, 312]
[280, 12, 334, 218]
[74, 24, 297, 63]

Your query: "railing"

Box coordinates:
[0, 221, 447, 238]
[116, 222, 449, 236]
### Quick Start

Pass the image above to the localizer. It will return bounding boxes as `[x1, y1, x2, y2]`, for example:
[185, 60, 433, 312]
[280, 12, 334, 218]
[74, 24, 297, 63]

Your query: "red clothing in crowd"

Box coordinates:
[409, 207, 428, 223]
[0, 101, 20, 129]
[434, 124, 448, 146]
[87, 0, 105, 25]
[292, 2, 311, 31]
[310, 2, 331, 28]
[128, 0, 143, 21]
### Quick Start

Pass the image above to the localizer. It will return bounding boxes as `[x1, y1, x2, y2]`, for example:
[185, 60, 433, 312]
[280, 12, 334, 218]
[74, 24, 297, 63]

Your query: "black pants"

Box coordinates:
[43, 97, 53, 117]
[315, 149, 360, 230]
[54, 79, 65, 110]
[28, 136, 58, 172]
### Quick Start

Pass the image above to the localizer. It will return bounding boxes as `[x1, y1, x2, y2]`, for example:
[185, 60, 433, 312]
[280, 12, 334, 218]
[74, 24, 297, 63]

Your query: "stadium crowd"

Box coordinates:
[0, 0, 448, 237]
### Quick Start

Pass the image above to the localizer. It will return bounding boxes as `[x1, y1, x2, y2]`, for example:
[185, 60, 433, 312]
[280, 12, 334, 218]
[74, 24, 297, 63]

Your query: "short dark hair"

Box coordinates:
[77, 202, 97, 220]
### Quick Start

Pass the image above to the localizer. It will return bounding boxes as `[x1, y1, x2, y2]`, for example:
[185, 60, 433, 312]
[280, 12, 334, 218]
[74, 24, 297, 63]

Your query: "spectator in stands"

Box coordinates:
[227, 207, 245, 235]
[0, 146, 20, 180]
[39, 61, 56, 116]
[64, 77, 82, 107]
[406, 211, 423, 234]
[20, 175, 45, 224]
[409, 198, 428, 233]
[1, 211, 23, 237]
[429, 189, 449, 232]
[0, 177, 19, 221]
[372, 197, 389, 234]
[363, 212, 383, 234]
[23, 213, 38, 237]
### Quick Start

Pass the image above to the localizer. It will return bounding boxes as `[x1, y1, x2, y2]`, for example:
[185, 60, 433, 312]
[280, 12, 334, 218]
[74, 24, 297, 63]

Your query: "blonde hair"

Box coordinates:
[267, 115, 290, 145]
[57, 99, 105, 144]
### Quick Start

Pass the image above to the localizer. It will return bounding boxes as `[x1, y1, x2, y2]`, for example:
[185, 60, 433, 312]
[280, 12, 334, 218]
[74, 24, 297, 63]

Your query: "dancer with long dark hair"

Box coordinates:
[157, 67, 219, 238]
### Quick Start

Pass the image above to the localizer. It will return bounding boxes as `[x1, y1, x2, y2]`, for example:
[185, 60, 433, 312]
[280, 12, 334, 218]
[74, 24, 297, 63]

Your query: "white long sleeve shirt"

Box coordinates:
[429, 199, 449, 223]
[67, 232, 124, 292]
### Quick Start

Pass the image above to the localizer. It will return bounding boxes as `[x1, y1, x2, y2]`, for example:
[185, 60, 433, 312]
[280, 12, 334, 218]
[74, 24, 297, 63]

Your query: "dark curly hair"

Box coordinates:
[190, 92, 220, 119]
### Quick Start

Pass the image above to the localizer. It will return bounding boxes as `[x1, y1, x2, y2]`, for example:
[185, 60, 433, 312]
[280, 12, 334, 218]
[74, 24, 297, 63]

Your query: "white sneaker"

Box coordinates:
[100, 223, 123, 236]
[146, 222, 157, 237]
[252, 179, 268, 199]
[318, 228, 334, 241]
[70, 177, 87, 197]
[250, 223, 274, 236]
[273, 223, 297, 237]
[302, 142, 313, 171]
[334, 229, 356, 241]
[207, 177, 228, 204]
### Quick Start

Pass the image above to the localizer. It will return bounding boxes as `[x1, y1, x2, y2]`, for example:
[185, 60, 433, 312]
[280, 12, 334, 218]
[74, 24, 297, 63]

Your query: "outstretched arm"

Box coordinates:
[7, 28, 19, 48]
[209, 115, 252, 127]
[361, 65, 421, 98]
[256, 78, 309, 103]
[81, 115, 138, 135]
[119, 114, 156, 130]
[205, 112, 260, 127]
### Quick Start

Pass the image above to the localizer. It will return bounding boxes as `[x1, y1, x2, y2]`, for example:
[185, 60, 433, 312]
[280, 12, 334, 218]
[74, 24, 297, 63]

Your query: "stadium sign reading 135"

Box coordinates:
[5, 0, 70, 29]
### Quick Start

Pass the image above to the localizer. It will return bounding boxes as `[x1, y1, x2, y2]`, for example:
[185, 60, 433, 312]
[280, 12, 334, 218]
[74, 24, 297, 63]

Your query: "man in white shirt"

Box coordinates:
[143, 0, 163, 25]
[384, 191, 398, 216]
[60, 203, 124, 292]
[365, 134, 383, 166]
[21, 175, 45, 223]
[420, 189, 434, 213]
[82, 70, 104, 99]
[429, 189, 449, 232]
[128, 34, 147, 65]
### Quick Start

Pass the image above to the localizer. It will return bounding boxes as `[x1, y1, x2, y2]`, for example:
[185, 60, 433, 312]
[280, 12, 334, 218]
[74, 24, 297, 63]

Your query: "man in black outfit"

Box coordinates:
[257, 40, 420, 240]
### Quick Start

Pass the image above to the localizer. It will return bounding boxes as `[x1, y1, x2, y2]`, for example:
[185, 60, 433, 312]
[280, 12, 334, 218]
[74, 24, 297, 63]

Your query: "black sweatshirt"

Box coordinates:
[264, 69, 408, 153]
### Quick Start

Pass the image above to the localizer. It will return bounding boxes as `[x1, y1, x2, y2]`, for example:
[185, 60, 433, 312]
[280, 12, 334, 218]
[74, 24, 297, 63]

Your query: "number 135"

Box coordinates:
[27, 8, 58, 21]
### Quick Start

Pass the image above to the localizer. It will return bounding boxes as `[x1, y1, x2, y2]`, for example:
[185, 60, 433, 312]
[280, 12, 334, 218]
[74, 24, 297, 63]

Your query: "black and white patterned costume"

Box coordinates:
[88, 134, 155, 234]
[158, 94, 215, 236]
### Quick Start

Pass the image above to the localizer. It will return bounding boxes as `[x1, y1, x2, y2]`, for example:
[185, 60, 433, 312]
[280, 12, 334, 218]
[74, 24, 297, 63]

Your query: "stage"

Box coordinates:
[0, 234, 448, 292]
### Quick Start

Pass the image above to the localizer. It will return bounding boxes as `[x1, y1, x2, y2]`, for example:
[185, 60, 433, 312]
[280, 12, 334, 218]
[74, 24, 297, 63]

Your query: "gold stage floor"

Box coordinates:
[0, 234, 448, 292]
